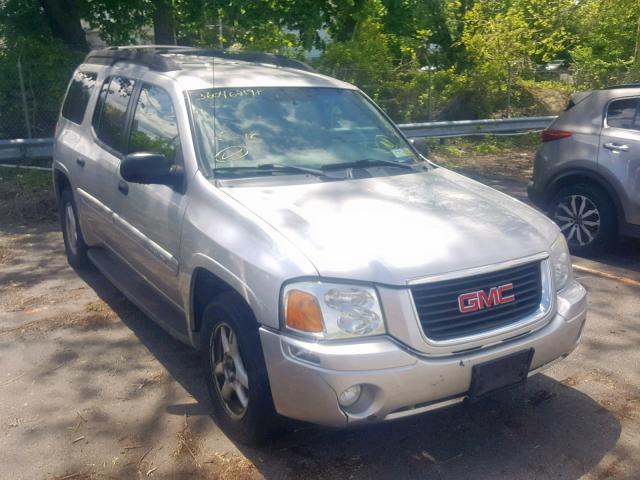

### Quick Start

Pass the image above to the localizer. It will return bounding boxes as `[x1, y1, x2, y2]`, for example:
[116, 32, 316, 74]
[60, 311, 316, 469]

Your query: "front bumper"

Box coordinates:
[260, 280, 587, 427]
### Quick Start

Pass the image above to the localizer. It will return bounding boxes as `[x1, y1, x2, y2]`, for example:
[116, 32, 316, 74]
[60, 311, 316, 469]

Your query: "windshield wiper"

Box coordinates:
[214, 163, 328, 177]
[257, 163, 328, 177]
[320, 158, 417, 171]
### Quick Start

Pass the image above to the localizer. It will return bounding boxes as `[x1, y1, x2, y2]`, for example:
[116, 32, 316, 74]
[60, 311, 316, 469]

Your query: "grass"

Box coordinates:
[0, 166, 56, 224]
[426, 133, 540, 158]
[426, 134, 539, 180]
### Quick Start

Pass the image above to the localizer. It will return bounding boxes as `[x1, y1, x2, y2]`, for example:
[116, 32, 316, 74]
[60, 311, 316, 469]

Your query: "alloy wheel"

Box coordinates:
[211, 322, 250, 419]
[553, 194, 601, 247]
[65, 202, 78, 255]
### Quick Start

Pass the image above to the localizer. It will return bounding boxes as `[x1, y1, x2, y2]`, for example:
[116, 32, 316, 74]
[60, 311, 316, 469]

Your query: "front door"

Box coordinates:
[111, 83, 188, 307]
[598, 96, 640, 225]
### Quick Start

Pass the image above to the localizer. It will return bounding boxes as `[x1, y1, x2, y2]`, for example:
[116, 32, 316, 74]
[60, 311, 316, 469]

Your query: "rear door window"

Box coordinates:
[61, 71, 97, 124]
[92, 76, 136, 152]
[606, 98, 640, 131]
[128, 84, 180, 165]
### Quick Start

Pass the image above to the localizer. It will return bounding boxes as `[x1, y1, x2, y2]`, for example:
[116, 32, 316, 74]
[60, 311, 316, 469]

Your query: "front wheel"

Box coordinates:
[202, 292, 281, 445]
[549, 184, 617, 257]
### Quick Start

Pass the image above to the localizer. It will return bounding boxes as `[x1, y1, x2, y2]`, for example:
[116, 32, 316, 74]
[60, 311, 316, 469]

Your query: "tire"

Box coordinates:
[59, 189, 90, 269]
[548, 183, 617, 257]
[201, 292, 281, 445]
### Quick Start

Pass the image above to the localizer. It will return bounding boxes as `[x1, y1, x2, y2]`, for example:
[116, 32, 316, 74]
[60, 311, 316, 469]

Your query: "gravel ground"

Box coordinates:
[1, 161, 639, 479]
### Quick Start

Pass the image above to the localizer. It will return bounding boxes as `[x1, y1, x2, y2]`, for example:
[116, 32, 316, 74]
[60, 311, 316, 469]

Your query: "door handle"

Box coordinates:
[118, 180, 129, 195]
[76, 158, 86, 167]
[603, 142, 629, 152]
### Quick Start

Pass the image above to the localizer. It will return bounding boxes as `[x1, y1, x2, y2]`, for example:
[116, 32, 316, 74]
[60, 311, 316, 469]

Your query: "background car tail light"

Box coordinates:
[541, 129, 572, 142]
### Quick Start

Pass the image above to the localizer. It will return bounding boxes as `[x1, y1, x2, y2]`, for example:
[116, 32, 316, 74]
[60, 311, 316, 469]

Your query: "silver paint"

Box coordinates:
[52, 55, 588, 427]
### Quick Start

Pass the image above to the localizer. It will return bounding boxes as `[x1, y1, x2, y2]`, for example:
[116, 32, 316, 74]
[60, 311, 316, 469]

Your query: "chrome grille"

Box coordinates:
[410, 261, 542, 341]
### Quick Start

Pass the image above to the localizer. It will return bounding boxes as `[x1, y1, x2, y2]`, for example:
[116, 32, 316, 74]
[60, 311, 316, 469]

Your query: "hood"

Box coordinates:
[221, 168, 559, 285]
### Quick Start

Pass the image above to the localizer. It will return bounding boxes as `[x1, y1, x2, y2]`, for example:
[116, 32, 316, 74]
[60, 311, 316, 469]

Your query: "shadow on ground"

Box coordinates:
[73, 266, 622, 480]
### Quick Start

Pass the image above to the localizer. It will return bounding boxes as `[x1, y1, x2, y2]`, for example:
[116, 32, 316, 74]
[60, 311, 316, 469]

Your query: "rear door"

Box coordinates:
[110, 82, 188, 307]
[598, 96, 640, 225]
[83, 75, 138, 246]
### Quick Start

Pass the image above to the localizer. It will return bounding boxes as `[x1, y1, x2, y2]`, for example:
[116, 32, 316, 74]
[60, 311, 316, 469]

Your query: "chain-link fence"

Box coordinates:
[0, 47, 81, 141]
[0, 59, 61, 140]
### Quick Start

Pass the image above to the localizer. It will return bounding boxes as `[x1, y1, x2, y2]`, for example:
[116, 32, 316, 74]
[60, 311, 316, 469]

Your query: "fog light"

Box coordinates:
[338, 385, 362, 408]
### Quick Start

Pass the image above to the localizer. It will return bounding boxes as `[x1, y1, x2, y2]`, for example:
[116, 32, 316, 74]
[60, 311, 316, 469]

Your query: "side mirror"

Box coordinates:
[410, 137, 430, 156]
[120, 152, 183, 187]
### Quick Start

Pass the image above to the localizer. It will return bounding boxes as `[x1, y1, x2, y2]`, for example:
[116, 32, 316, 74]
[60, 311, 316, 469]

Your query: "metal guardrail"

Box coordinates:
[0, 138, 54, 164]
[399, 116, 557, 138]
[0, 116, 557, 165]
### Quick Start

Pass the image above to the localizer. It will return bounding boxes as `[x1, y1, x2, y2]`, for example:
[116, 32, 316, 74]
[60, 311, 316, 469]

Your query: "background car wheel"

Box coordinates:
[201, 292, 281, 445]
[549, 184, 616, 257]
[59, 189, 90, 269]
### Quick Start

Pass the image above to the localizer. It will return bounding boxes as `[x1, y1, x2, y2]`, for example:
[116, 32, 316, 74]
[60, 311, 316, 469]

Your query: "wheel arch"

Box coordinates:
[52, 166, 71, 206]
[188, 262, 263, 347]
[544, 168, 625, 226]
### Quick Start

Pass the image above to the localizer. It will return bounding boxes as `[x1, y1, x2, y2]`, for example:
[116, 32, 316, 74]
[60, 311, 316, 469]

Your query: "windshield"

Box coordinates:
[188, 87, 419, 176]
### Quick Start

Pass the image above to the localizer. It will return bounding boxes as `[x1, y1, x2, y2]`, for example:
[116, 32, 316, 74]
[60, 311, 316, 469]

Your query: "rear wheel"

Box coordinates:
[59, 189, 90, 269]
[549, 184, 616, 256]
[201, 292, 281, 445]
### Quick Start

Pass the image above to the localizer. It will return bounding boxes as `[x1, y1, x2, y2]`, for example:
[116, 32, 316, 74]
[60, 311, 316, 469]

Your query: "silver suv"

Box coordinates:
[529, 84, 640, 256]
[54, 46, 587, 445]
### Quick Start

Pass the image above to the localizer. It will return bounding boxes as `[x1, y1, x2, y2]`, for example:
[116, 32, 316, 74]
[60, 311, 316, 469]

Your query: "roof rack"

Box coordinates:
[84, 46, 184, 72]
[84, 46, 315, 73]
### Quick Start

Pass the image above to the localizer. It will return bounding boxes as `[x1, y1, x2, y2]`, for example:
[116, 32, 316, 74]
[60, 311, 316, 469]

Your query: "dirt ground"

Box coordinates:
[1, 160, 640, 479]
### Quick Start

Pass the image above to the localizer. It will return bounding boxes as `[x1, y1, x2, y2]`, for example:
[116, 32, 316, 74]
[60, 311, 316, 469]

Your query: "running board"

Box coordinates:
[87, 248, 191, 345]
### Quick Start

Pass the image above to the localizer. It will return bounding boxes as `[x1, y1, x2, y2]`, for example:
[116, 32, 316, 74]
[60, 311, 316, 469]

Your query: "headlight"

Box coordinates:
[550, 234, 572, 291]
[282, 281, 385, 340]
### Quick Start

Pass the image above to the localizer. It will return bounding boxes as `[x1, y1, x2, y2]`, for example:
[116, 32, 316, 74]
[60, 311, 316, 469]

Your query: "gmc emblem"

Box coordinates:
[458, 283, 515, 313]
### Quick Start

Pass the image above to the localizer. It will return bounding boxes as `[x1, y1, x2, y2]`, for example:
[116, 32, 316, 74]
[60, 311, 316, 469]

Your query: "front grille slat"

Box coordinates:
[418, 290, 540, 318]
[423, 292, 541, 324]
[410, 260, 543, 341]
[412, 268, 534, 295]
[412, 278, 541, 309]
[426, 300, 541, 332]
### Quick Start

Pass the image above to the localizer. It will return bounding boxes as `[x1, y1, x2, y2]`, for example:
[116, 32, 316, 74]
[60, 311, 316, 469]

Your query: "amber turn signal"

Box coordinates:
[286, 290, 324, 333]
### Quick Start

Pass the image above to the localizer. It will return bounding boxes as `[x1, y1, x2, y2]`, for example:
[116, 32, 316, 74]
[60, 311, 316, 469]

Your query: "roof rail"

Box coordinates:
[603, 81, 640, 90]
[84, 47, 183, 72]
[84, 46, 315, 73]
[173, 48, 316, 72]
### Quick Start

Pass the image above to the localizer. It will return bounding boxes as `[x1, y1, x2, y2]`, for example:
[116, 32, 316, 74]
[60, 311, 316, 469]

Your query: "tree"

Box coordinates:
[38, 0, 87, 50]
[153, 0, 176, 44]
[571, 0, 640, 86]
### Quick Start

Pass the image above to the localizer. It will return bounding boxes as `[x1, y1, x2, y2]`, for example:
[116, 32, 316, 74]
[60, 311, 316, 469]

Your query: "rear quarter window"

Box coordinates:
[606, 98, 640, 131]
[61, 71, 97, 124]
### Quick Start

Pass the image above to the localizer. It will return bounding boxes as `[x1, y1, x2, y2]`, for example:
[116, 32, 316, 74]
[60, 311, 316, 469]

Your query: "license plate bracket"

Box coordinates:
[469, 349, 534, 400]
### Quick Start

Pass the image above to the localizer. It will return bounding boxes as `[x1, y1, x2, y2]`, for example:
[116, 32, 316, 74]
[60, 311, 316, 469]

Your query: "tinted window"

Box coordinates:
[129, 85, 180, 165]
[607, 98, 640, 130]
[61, 71, 97, 124]
[93, 76, 136, 152]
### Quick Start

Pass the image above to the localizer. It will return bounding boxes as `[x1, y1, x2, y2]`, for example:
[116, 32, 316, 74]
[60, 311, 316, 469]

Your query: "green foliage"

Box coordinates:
[0, 0, 84, 138]
[1, 0, 640, 139]
[570, 0, 640, 88]
[0, 166, 52, 192]
[81, 0, 150, 45]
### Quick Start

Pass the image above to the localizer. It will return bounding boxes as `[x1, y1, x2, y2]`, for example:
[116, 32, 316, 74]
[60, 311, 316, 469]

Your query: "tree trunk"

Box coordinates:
[39, 0, 88, 51]
[153, 0, 176, 45]
[333, 0, 365, 42]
